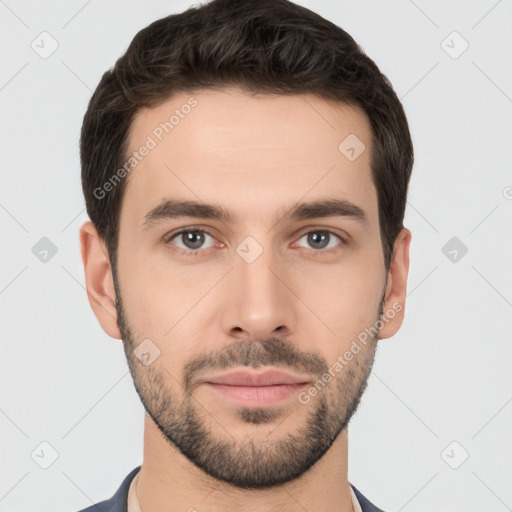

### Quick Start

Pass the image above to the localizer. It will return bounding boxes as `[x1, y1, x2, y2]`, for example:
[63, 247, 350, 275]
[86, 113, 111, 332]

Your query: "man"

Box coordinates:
[77, 0, 413, 510]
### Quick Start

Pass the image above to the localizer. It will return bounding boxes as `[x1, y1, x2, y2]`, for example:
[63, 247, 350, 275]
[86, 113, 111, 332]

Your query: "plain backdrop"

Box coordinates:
[1, 1, 511, 511]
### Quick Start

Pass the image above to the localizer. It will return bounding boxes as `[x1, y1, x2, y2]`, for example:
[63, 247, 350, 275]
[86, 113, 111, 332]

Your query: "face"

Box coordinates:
[83, 87, 410, 489]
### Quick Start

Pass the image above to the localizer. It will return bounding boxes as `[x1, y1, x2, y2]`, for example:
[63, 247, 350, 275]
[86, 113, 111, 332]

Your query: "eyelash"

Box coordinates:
[163, 227, 348, 257]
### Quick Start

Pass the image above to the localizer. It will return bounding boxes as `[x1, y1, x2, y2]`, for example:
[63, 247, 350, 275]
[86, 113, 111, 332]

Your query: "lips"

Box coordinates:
[202, 369, 312, 408]
[204, 369, 312, 387]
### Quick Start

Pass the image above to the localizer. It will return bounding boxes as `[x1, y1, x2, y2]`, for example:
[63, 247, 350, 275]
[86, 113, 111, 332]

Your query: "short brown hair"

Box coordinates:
[80, 0, 413, 271]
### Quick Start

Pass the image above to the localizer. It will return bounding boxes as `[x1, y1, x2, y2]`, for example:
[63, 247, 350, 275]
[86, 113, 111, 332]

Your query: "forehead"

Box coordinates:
[121, 87, 377, 229]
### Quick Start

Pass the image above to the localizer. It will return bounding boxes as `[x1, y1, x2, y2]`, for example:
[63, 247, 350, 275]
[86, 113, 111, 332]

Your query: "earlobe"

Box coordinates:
[378, 227, 412, 340]
[79, 221, 122, 339]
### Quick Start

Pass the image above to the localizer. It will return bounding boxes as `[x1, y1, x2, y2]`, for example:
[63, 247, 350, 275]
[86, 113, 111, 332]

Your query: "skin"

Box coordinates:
[80, 87, 411, 512]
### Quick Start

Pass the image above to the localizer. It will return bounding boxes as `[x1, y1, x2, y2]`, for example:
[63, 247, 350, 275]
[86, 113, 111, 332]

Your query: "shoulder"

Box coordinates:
[74, 466, 141, 512]
[350, 483, 387, 512]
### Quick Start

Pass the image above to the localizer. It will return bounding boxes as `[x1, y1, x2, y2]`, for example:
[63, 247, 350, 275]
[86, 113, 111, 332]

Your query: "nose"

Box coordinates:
[219, 240, 297, 342]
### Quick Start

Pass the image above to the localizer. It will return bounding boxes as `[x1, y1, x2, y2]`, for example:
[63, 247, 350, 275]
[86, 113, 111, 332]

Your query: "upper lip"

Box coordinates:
[204, 369, 312, 387]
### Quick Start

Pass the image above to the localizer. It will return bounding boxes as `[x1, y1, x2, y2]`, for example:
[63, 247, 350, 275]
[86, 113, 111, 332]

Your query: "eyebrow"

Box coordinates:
[140, 198, 368, 230]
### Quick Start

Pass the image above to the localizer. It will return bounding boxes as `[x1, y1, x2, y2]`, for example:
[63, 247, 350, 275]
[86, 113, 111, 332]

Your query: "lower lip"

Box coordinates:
[204, 382, 309, 407]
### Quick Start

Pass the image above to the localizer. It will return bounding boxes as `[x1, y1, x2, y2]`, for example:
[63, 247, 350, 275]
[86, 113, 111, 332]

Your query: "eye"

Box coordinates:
[165, 229, 217, 254]
[294, 230, 345, 252]
[163, 227, 347, 257]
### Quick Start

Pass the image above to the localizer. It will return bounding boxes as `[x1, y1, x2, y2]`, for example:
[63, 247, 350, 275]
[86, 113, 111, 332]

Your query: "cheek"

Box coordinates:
[116, 245, 172, 339]
[117, 249, 219, 362]
[298, 258, 384, 344]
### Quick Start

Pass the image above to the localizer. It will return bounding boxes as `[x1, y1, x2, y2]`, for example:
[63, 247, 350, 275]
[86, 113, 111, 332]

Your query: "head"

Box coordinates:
[79, 0, 412, 489]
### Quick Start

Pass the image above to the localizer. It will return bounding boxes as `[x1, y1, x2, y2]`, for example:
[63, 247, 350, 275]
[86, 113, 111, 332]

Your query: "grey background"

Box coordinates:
[1, 1, 511, 511]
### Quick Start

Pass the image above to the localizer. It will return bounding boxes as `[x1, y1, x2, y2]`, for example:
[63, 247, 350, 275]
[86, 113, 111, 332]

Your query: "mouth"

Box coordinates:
[202, 369, 312, 408]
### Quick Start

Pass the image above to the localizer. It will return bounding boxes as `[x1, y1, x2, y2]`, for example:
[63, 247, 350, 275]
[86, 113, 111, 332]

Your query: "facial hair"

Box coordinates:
[113, 271, 384, 489]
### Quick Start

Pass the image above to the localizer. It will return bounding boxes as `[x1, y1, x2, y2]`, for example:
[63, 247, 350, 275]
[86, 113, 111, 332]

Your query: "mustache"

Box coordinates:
[183, 336, 328, 391]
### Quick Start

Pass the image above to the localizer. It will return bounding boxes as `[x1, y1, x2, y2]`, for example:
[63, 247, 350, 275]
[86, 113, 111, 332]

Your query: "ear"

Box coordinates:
[378, 227, 412, 340]
[79, 221, 122, 339]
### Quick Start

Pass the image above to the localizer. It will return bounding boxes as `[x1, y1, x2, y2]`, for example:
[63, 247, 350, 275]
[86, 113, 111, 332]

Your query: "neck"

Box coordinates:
[136, 413, 354, 512]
